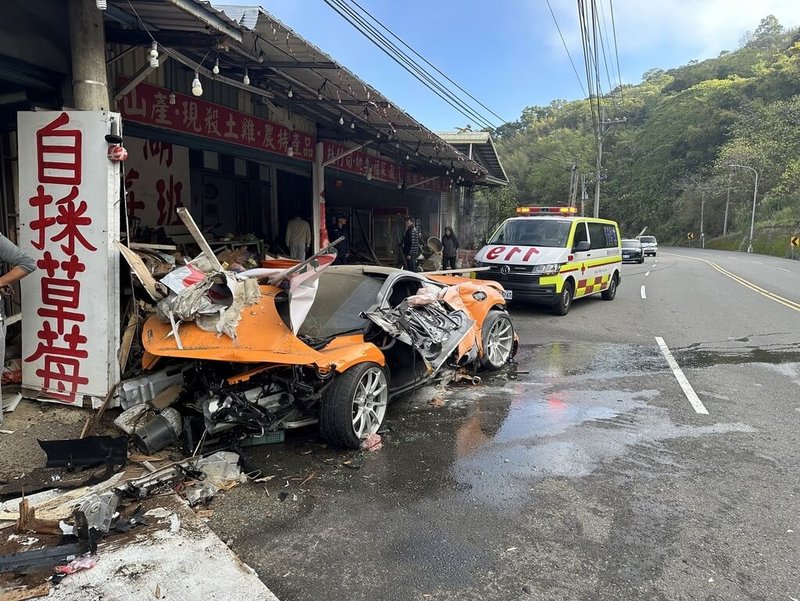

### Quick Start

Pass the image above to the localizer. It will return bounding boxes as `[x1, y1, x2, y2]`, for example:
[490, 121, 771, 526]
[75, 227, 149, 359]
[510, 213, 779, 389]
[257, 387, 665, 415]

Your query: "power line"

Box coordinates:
[322, 0, 573, 169]
[347, 0, 509, 125]
[608, 0, 624, 101]
[544, 0, 587, 97]
[324, 0, 498, 130]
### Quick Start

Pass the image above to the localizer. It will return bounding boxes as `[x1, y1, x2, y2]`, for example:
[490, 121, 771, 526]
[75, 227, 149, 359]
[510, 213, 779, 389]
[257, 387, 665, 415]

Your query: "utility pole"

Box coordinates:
[69, 0, 110, 110]
[569, 162, 578, 207]
[700, 189, 706, 249]
[723, 172, 732, 237]
[593, 115, 627, 218]
[581, 175, 587, 217]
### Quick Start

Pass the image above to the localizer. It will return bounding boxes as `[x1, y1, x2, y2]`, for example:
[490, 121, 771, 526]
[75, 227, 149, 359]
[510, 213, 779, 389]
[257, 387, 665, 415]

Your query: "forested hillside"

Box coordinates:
[480, 15, 800, 247]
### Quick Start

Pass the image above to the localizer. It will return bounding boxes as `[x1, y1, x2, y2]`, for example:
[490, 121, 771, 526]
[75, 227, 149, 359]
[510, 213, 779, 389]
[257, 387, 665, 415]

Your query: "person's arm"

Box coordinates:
[0, 235, 36, 288]
[453, 234, 460, 250]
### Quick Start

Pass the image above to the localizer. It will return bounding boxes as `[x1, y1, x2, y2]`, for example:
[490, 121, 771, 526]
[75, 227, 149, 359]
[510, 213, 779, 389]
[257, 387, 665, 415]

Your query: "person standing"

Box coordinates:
[0, 233, 36, 425]
[402, 216, 421, 271]
[285, 213, 311, 261]
[329, 214, 349, 265]
[441, 226, 460, 270]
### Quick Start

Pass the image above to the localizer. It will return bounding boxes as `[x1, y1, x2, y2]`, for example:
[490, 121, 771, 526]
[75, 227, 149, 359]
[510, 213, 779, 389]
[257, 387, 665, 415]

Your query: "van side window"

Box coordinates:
[588, 222, 618, 249]
[573, 222, 588, 247]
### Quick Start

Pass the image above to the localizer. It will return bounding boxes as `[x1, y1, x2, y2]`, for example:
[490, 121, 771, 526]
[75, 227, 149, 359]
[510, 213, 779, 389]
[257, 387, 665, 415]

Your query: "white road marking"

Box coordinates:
[752, 260, 763, 265]
[778, 267, 791, 273]
[655, 337, 709, 415]
[640, 285, 646, 299]
[645, 271, 651, 277]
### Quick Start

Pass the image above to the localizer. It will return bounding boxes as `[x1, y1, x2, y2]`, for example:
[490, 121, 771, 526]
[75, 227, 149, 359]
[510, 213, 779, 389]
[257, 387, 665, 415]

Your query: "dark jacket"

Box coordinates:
[402, 226, 420, 259]
[442, 232, 459, 258]
[329, 224, 349, 257]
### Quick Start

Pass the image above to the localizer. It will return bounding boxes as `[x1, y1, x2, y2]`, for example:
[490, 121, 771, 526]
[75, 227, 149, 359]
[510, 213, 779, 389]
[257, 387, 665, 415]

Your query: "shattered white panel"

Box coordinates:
[49, 496, 279, 601]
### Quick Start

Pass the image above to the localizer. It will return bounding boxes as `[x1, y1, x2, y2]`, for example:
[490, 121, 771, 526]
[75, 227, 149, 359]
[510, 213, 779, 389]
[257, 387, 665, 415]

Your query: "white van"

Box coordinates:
[473, 207, 622, 315]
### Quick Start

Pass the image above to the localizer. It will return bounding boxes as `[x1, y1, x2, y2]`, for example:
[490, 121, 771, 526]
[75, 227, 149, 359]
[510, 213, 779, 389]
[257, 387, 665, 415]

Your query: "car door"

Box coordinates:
[570, 221, 592, 298]
[585, 221, 618, 297]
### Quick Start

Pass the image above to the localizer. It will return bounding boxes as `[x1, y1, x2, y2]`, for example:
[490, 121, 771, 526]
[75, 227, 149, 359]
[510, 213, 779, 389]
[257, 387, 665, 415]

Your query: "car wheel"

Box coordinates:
[319, 362, 388, 449]
[552, 281, 574, 316]
[639, 257, 644, 264]
[601, 273, 618, 300]
[480, 311, 515, 370]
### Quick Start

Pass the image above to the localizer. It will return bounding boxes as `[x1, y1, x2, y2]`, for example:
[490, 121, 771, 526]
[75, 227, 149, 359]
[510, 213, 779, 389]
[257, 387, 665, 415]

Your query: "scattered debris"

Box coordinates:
[38, 436, 127, 470]
[53, 553, 98, 575]
[360, 433, 382, 452]
[428, 397, 445, 408]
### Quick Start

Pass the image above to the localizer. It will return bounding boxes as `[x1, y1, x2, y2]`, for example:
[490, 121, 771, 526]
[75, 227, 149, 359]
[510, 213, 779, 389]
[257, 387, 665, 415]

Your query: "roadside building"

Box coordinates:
[0, 0, 506, 405]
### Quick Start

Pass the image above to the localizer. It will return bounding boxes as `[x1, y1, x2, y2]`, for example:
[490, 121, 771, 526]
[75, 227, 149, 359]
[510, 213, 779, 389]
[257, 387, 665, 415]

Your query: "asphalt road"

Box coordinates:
[209, 248, 800, 601]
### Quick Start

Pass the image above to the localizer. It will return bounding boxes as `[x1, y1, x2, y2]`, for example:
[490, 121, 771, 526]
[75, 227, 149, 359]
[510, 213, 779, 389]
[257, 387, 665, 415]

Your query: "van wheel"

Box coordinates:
[552, 281, 574, 316]
[602, 273, 618, 300]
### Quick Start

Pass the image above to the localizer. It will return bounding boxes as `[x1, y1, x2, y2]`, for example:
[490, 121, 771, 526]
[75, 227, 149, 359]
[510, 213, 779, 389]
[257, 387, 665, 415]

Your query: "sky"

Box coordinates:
[215, 0, 800, 131]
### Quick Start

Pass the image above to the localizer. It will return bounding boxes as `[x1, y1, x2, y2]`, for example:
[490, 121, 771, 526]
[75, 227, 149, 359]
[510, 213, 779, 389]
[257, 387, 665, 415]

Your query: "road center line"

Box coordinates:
[778, 267, 791, 273]
[645, 271, 651, 276]
[640, 285, 646, 299]
[655, 337, 709, 415]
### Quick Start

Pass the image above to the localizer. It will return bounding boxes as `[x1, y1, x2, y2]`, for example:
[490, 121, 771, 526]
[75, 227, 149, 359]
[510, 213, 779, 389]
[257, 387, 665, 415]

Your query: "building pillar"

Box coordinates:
[312, 141, 324, 250]
[68, 0, 110, 111]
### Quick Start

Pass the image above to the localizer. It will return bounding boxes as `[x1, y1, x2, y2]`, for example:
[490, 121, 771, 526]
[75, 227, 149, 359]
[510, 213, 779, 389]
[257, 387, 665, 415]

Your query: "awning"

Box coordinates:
[438, 131, 508, 187]
[105, 0, 489, 185]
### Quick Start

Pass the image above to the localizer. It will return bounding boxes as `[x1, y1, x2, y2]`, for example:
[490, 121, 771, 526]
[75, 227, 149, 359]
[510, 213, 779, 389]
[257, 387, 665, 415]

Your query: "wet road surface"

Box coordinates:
[210, 249, 800, 600]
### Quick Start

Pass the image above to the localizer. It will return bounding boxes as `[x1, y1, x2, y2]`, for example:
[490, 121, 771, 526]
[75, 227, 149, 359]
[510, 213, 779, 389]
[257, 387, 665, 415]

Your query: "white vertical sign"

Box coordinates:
[17, 111, 121, 406]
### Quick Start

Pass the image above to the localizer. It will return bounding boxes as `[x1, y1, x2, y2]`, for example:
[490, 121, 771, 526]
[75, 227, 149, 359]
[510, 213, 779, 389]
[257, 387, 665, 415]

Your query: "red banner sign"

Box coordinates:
[120, 82, 315, 161]
[322, 141, 447, 192]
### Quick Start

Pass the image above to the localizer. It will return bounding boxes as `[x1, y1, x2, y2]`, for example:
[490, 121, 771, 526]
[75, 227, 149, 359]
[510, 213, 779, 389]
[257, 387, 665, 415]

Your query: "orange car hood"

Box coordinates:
[142, 284, 379, 369]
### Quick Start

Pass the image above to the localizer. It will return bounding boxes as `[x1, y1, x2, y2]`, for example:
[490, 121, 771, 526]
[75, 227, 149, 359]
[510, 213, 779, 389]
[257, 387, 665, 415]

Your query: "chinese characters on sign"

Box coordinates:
[125, 137, 191, 227]
[322, 141, 447, 192]
[19, 111, 121, 405]
[121, 82, 315, 161]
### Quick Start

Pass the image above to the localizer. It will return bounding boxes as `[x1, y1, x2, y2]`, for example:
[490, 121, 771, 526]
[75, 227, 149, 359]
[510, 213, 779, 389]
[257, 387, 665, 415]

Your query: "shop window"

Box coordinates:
[203, 151, 219, 171]
[234, 158, 247, 177]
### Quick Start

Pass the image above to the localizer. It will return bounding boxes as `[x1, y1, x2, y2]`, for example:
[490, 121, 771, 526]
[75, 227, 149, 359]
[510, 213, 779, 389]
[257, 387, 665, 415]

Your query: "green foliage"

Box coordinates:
[493, 14, 800, 250]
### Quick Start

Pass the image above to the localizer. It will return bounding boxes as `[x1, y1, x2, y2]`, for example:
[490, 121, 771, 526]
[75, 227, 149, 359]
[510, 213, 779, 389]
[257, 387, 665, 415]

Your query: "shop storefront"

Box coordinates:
[3, 0, 497, 406]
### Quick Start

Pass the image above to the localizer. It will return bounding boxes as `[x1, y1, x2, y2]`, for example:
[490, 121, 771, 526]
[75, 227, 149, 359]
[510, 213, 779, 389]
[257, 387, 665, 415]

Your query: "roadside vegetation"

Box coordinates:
[474, 15, 800, 258]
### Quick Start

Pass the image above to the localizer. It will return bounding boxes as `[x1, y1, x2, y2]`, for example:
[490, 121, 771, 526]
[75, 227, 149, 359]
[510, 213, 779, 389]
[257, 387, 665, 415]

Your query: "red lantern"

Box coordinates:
[107, 145, 128, 162]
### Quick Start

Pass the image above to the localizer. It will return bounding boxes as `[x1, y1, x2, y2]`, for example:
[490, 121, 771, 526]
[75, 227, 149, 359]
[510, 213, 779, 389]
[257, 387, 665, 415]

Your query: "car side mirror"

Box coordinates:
[574, 240, 590, 252]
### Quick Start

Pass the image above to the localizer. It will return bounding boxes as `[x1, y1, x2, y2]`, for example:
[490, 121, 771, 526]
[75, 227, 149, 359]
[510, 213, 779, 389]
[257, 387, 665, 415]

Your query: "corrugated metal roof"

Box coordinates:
[106, 0, 495, 184]
[438, 132, 508, 185]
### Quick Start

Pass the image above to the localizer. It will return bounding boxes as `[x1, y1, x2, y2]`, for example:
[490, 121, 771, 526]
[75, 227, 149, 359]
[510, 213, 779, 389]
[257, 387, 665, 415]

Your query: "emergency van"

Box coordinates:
[473, 206, 622, 315]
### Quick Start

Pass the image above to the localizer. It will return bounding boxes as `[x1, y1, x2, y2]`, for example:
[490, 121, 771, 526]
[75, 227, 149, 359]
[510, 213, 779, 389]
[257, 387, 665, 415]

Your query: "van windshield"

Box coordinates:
[640, 236, 656, 244]
[488, 219, 572, 248]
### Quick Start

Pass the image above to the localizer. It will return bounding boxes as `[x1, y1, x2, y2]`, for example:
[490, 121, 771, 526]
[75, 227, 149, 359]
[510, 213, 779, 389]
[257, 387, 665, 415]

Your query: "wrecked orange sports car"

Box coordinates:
[142, 265, 518, 449]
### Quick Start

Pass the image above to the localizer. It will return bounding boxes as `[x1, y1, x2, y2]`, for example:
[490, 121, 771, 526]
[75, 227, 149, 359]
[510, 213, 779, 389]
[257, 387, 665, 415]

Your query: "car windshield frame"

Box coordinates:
[639, 236, 656, 244]
[298, 271, 384, 339]
[621, 240, 641, 249]
[488, 218, 572, 248]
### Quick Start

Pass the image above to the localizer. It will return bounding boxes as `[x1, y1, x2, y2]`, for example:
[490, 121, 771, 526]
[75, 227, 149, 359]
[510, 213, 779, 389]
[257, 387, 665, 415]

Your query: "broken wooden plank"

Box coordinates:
[115, 241, 167, 301]
[129, 242, 178, 251]
[176, 207, 222, 272]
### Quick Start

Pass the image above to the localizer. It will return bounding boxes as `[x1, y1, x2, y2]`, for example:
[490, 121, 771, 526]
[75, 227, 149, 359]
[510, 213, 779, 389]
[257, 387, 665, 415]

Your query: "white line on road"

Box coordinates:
[752, 260, 763, 265]
[778, 267, 791, 273]
[655, 337, 709, 415]
[645, 271, 651, 276]
[640, 285, 647, 299]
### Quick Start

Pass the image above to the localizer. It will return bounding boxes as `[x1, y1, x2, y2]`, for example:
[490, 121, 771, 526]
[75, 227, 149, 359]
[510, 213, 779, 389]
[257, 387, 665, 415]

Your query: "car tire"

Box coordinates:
[480, 310, 515, 370]
[319, 362, 388, 449]
[639, 257, 644, 264]
[552, 280, 574, 316]
[602, 273, 618, 300]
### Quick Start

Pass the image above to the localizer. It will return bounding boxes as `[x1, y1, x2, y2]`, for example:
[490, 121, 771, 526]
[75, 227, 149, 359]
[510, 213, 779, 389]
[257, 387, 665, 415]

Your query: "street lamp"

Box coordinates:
[728, 164, 759, 253]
